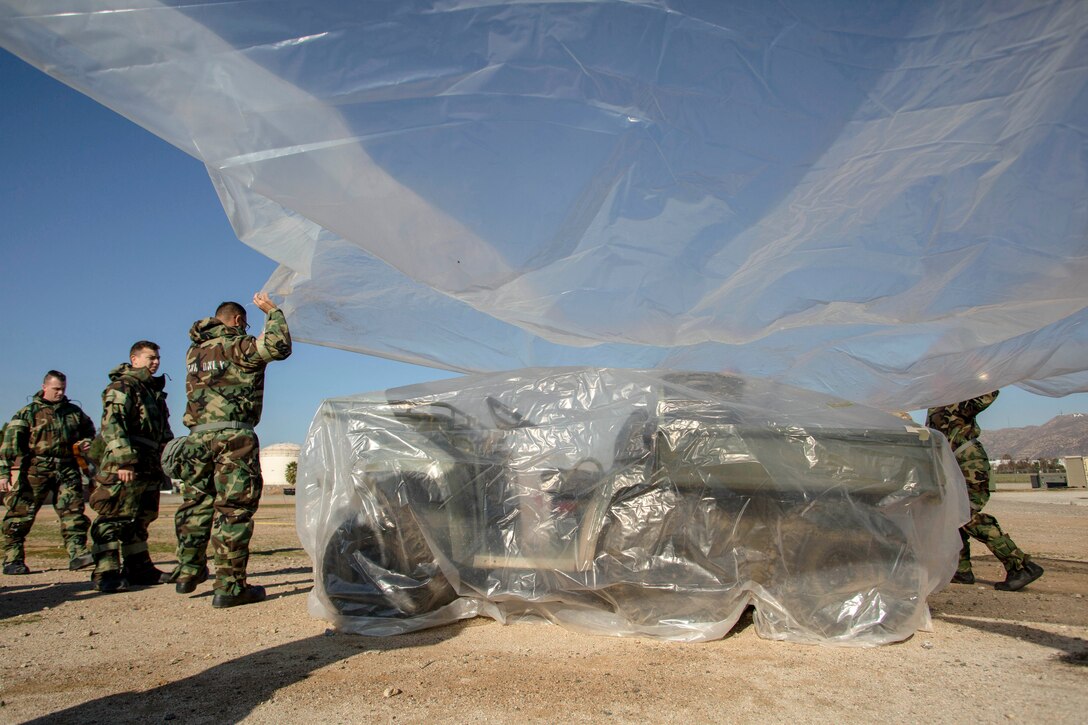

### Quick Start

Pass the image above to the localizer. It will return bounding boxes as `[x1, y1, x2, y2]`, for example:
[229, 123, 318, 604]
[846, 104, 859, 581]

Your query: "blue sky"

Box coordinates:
[1, 48, 1085, 444]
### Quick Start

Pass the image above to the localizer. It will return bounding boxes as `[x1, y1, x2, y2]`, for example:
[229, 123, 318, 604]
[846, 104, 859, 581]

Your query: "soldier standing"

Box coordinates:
[164, 292, 291, 607]
[927, 391, 1044, 591]
[89, 341, 174, 592]
[0, 371, 96, 575]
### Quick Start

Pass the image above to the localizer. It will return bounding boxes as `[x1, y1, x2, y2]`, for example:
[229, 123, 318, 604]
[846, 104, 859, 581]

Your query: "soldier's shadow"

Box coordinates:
[934, 614, 1088, 666]
[35, 597, 1060, 725]
[0, 579, 95, 620]
[24, 625, 467, 724]
[252, 547, 306, 556]
[254, 564, 312, 578]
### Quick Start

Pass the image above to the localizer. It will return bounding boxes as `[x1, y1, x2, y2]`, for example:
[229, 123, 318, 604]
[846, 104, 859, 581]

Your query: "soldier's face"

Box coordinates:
[41, 378, 65, 402]
[131, 348, 161, 375]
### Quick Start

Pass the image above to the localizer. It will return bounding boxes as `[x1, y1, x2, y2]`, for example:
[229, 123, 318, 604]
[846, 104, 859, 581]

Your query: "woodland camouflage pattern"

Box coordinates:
[173, 308, 291, 595]
[924, 392, 997, 449]
[172, 428, 263, 593]
[183, 309, 292, 428]
[90, 363, 174, 577]
[927, 391, 1029, 574]
[0, 392, 95, 565]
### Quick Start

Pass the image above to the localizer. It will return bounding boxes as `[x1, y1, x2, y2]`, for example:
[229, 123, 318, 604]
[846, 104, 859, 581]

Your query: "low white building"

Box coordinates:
[260, 442, 301, 488]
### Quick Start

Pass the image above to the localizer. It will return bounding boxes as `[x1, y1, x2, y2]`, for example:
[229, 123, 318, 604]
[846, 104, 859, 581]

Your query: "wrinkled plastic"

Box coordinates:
[297, 369, 968, 645]
[2, 1, 1086, 410]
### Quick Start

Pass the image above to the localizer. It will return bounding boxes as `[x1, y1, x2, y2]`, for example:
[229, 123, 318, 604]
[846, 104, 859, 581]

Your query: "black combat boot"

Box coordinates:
[92, 570, 129, 593]
[160, 563, 209, 584]
[212, 584, 266, 609]
[175, 566, 210, 594]
[951, 570, 975, 585]
[3, 561, 30, 575]
[122, 551, 165, 586]
[69, 553, 95, 571]
[994, 561, 1044, 592]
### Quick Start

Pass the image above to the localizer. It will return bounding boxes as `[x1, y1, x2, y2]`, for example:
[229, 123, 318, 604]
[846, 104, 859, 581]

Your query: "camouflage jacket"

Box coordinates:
[183, 308, 292, 429]
[925, 391, 1000, 448]
[0, 392, 96, 476]
[100, 363, 174, 473]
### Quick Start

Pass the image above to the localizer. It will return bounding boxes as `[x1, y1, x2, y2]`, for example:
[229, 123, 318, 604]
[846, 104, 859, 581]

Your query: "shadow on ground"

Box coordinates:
[1, 560, 314, 620]
[936, 614, 1088, 666]
[928, 555, 1088, 664]
[252, 547, 306, 557]
[0, 578, 97, 620]
[24, 623, 471, 724]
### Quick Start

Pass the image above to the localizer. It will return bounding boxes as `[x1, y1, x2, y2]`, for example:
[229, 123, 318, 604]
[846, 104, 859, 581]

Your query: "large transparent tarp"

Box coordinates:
[298, 369, 968, 645]
[2, 1, 1086, 410]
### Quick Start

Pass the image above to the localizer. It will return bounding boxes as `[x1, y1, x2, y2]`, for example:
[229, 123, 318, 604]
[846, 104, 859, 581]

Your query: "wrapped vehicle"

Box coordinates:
[297, 369, 968, 646]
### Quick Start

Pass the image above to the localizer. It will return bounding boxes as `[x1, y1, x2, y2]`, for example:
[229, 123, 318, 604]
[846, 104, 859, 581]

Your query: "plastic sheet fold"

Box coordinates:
[2, 1, 1087, 410]
[298, 369, 968, 645]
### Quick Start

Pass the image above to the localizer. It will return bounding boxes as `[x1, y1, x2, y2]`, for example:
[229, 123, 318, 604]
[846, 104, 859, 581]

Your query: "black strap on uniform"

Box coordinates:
[189, 421, 255, 433]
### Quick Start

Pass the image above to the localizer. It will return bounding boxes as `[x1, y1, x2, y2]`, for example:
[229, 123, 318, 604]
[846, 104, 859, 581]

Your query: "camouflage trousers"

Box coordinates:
[1, 458, 91, 565]
[173, 428, 263, 596]
[88, 466, 162, 575]
[955, 440, 1028, 574]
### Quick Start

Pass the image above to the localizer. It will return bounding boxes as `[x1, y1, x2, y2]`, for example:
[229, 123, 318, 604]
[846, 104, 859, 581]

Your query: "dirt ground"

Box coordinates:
[1, 489, 1085, 724]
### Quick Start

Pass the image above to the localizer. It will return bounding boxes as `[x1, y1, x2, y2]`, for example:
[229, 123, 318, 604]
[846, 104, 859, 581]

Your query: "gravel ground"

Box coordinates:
[1, 490, 1085, 724]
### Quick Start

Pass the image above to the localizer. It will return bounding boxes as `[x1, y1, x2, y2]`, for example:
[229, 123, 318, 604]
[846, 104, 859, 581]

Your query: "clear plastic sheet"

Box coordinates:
[297, 369, 968, 645]
[2, 1, 1087, 410]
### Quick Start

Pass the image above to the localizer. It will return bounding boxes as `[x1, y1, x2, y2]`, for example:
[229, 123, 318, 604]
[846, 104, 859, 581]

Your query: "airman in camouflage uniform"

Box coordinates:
[0, 371, 95, 575]
[164, 292, 291, 607]
[89, 341, 174, 592]
[927, 391, 1044, 591]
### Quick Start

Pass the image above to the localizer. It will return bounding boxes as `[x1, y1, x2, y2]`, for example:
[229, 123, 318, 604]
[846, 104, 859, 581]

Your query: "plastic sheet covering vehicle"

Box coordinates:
[297, 369, 968, 646]
[2, 2, 1087, 412]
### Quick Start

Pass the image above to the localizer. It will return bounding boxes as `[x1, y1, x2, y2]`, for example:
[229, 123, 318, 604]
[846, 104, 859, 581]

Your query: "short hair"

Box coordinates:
[43, 370, 66, 384]
[130, 340, 160, 357]
[215, 301, 246, 320]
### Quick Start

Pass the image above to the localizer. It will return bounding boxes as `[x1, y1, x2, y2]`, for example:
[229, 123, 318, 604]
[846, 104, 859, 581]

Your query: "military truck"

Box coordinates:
[300, 369, 966, 645]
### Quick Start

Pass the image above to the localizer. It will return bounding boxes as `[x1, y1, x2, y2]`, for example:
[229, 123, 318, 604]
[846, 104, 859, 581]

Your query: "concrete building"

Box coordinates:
[1062, 456, 1088, 488]
[260, 442, 301, 489]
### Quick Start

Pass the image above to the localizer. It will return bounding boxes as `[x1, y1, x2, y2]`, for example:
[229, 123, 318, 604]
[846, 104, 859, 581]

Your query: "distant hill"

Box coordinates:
[980, 414, 1088, 459]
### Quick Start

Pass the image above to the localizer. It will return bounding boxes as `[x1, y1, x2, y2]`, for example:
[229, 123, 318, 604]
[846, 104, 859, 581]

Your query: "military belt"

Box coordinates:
[189, 421, 255, 433]
[122, 541, 149, 556]
[952, 438, 980, 457]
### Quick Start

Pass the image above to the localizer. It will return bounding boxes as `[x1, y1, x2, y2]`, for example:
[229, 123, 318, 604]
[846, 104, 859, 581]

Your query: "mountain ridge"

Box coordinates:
[979, 413, 1088, 459]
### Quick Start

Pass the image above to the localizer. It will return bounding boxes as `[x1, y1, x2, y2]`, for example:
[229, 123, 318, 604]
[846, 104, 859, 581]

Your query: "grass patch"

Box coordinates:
[994, 473, 1032, 484]
[0, 613, 44, 628]
[18, 499, 302, 562]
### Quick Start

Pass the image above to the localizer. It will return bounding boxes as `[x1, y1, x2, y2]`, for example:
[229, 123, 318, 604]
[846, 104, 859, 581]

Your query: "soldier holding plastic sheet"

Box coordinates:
[163, 292, 291, 607]
[89, 341, 174, 593]
[926, 391, 1044, 591]
[0, 371, 95, 575]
